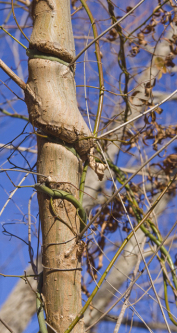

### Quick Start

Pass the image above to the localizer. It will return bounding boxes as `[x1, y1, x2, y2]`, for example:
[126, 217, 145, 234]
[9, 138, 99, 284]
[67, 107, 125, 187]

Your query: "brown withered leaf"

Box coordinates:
[174, 254, 177, 266]
[71, 0, 78, 9]
[129, 90, 146, 106]
[154, 106, 163, 114]
[137, 32, 147, 46]
[86, 243, 97, 281]
[163, 154, 177, 175]
[101, 221, 107, 236]
[151, 111, 156, 123]
[142, 123, 177, 151]
[172, 34, 177, 42]
[144, 79, 156, 97]
[130, 90, 141, 99]
[81, 283, 90, 298]
[153, 6, 162, 17]
[144, 112, 156, 124]
[161, 12, 172, 25]
[130, 45, 140, 57]
[139, 98, 149, 104]
[107, 28, 118, 41]
[169, 0, 175, 7]
[165, 54, 175, 68]
[169, 36, 177, 55]
[126, 6, 133, 12]
[141, 18, 157, 35]
[150, 18, 158, 28]
[173, 12, 177, 26]
[122, 223, 131, 233]
[97, 253, 103, 270]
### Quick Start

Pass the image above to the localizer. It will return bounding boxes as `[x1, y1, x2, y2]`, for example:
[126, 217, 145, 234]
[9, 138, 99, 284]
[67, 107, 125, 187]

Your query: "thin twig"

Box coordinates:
[86, 219, 177, 331]
[0, 172, 29, 217]
[11, 0, 30, 42]
[97, 89, 177, 139]
[0, 26, 27, 49]
[0, 143, 37, 153]
[0, 168, 47, 178]
[113, 238, 146, 333]
[64, 174, 176, 333]
[28, 191, 38, 275]
[70, 0, 146, 65]
[0, 59, 26, 90]
[0, 318, 14, 333]
[79, 133, 177, 238]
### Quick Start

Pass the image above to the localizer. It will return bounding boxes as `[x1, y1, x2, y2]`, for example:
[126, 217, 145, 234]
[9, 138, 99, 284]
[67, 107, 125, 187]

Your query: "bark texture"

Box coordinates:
[30, 0, 75, 62]
[37, 139, 83, 332]
[25, 0, 93, 160]
[25, 0, 89, 331]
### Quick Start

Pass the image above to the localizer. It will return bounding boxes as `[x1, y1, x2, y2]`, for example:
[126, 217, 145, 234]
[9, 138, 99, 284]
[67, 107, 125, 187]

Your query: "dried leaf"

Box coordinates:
[126, 6, 133, 12]
[144, 79, 156, 97]
[89, 147, 106, 180]
[137, 32, 147, 46]
[130, 45, 140, 57]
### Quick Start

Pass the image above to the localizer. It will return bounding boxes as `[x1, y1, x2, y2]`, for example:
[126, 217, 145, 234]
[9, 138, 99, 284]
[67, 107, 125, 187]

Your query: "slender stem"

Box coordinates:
[78, 134, 177, 239]
[0, 318, 14, 333]
[108, 159, 177, 325]
[11, 0, 30, 42]
[36, 272, 48, 333]
[108, 159, 177, 283]
[80, 0, 104, 134]
[107, 1, 129, 121]
[0, 108, 29, 121]
[64, 174, 176, 333]
[107, 1, 130, 164]
[0, 59, 26, 90]
[87, 220, 177, 329]
[97, 89, 177, 139]
[125, 0, 169, 42]
[79, 160, 89, 204]
[34, 183, 87, 229]
[78, 0, 105, 211]
[164, 276, 177, 325]
[70, 0, 146, 66]
[0, 26, 27, 49]
[0, 273, 36, 278]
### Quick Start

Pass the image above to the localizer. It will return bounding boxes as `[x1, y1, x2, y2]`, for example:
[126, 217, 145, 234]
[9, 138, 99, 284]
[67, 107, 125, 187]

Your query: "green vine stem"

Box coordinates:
[16, 174, 177, 329]
[107, 0, 130, 123]
[80, 0, 104, 134]
[79, 160, 89, 204]
[36, 272, 48, 333]
[164, 274, 177, 325]
[34, 183, 87, 232]
[19, 183, 87, 229]
[64, 174, 176, 333]
[26, 49, 74, 69]
[0, 26, 27, 49]
[11, 0, 30, 42]
[78, 0, 105, 211]
[70, 0, 145, 66]
[0, 108, 29, 121]
[107, 159, 177, 325]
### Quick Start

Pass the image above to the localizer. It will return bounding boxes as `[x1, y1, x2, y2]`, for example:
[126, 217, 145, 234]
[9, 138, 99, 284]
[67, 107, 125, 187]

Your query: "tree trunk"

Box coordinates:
[37, 139, 83, 333]
[25, 0, 92, 331]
